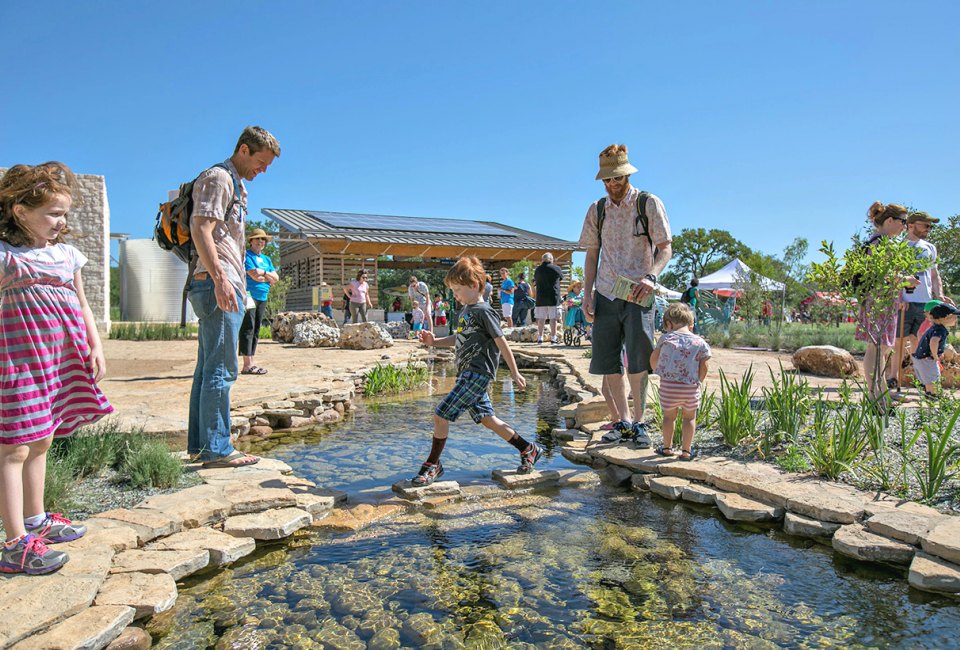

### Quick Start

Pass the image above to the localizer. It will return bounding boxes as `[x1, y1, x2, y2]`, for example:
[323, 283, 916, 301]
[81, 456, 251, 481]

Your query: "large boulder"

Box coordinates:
[340, 323, 394, 350]
[384, 320, 410, 340]
[272, 312, 338, 343]
[293, 321, 341, 347]
[792, 345, 859, 378]
[505, 326, 539, 343]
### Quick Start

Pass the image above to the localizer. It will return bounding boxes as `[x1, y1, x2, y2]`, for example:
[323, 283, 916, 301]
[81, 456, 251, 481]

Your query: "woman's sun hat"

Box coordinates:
[595, 144, 639, 180]
[247, 228, 273, 242]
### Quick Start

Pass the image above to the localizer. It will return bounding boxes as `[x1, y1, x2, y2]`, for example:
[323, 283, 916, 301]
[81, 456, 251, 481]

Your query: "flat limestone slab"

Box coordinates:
[219, 482, 298, 515]
[391, 480, 461, 500]
[9, 604, 134, 650]
[866, 511, 946, 546]
[147, 527, 255, 566]
[312, 502, 406, 532]
[862, 495, 943, 519]
[95, 572, 177, 619]
[833, 524, 914, 565]
[57, 545, 116, 582]
[222, 507, 312, 540]
[631, 474, 654, 491]
[787, 486, 864, 524]
[58, 519, 139, 553]
[681, 483, 718, 505]
[648, 476, 690, 501]
[295, 492, 337, 518]
[111, 549, 210, 581]
[908, 552, 960, 595]
[0, 576, 102, 647]
[588, 444, 667, 473]
[659, 460, 714, 483]
[553, 428, 589, 442]
[561, 447, 593, 464]
[136, 484, 231, 529]
[921, 517, 960, 565]
[784, 512, 841, 539]
[715, 492, 784, 522]
[91, 508, 181, 544]
[491, 469, 561, 489]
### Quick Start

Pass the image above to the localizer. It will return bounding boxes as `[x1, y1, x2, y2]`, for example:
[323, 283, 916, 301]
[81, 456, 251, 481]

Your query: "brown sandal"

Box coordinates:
[202, 451, 260, 468]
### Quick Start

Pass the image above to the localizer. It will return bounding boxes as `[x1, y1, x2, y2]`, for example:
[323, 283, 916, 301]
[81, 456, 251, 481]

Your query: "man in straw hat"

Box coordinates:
[188, 126, 280, 468]
[578, 144, 673, 447]
[239, 227, 279, 375]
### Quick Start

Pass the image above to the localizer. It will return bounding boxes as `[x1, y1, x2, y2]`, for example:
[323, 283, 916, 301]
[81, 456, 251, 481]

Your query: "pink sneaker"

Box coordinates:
[599, 421, 617, 431]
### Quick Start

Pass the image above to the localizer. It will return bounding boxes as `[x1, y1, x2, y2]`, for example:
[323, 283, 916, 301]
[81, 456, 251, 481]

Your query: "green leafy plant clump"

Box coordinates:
[110, 322, 197, 341]
[364, 361, 431, 396]
[716, 367, 757, 447]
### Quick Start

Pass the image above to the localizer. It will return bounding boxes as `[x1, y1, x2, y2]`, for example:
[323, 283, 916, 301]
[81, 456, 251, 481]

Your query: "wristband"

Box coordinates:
[644, 273, 657, 283]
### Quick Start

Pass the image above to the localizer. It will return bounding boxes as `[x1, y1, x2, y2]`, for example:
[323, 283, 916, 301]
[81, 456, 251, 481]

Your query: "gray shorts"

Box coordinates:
[589, 292, 655, 375]
[899, 302, 927, 338]
[912, 356, 941, 386]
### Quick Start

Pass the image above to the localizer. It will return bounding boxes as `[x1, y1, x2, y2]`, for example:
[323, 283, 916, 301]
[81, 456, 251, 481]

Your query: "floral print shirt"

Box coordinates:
[654, 331, 712, 385]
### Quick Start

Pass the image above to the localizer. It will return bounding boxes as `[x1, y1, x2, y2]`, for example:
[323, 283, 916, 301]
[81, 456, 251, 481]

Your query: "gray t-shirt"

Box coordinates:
[453, 301, 503, 378]
[190, 160, 248, 298]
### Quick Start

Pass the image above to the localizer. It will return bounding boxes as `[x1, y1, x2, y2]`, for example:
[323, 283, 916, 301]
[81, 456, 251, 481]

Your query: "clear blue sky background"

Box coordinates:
[3, 2, 958, 275]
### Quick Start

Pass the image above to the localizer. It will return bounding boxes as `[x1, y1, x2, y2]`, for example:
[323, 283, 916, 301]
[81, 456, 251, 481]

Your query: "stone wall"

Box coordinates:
[0, 167, 111, 333]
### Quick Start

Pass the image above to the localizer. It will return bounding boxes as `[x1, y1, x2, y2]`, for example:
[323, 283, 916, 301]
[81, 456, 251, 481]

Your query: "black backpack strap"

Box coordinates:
[635, 191, 652, 246]
[596, 197, 606, 250]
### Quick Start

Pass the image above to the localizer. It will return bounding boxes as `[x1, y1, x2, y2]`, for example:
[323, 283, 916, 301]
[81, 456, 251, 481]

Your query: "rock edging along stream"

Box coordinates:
[7, 349, 959, 649]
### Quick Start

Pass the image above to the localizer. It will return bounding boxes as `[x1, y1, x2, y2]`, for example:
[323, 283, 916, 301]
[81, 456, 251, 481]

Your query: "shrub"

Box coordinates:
[111, 322, 196, 341]
[774, 445, 811, 473]
[118, 439, 183, 489]
[43, 458, 76, 513]
[716, 367, 757, 447]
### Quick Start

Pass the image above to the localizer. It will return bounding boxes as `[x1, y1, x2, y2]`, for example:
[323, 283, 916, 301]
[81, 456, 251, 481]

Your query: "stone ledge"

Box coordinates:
[90, 509, 180, 545]
[866, 511, 945, 546]
[648, 476, 690, 500]
[715, 492, 784, 522]
[111, 549, 210, 581]
[8, 605, 135, 650]
[491, 469, 560, 489]
[391, 480, 461, 500]
[222, 508, 313, 540]
[94, 573, 177, 620]
[136, 484, 231, 529]
[0, 575, 103, 648]
[908, 552, 960, 596]
[681, 483, 718, 505]
[147, 528, 255, 567]
[921, 517, 960, 565]
[784, 512, 841, 539]
[833, 524, 915, 565]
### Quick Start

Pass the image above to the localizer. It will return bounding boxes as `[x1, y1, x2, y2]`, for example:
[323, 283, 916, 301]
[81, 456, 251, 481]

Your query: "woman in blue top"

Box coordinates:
[239, 229, 279, 375]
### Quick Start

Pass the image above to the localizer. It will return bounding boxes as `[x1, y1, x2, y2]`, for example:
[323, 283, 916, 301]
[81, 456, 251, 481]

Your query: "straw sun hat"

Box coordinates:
[247, 228, 273, 242]
[595, 144, 638, 180]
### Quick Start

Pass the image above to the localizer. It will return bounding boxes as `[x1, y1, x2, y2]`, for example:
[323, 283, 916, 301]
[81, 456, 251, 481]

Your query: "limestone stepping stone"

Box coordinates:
[561, 447, 592, 464]
[578, 421, 606, 436]
[0, 575, 103, 647]
[491, 469, 561, 489]
[784, 512, 841, 539]
[630, 474, 654, 491]
[58, 519, 139, 553]
[920, 517, 960, 565]
[136, 484, 231, 529]
[599, 465, 634, 486]
[557, 469, 601, 488]
[104, 626, 152, 650]
[147, 527, 255, 566]
[681, 483, 718, 505]
[422, 494, 463, 510]
[223, 507, 312, 540]
[563, 439, 589, 450]
[862, 495, 942, 519]
[111, 549, 210, 581]
[57, 545, 116, 582]
[219, 482, 298, 515]
[90, 508, 181, 545]
[648, 476, 690, 500]
[832, 524, 914, 565]
[588, 445, 665, 473]
[552, 429, 589, 442]
[659, 460, 714, 483]
[9, 605, 134, 650]
[908, 552, 960, 595]
[715, 492, 784, 522]
[295, 493, 337, 519]
[313, 502, 407, 532]
[866, 511, 946, 546]
[95, 572, 177, 619]
[787, 487, 864, 524]
[391, 479, 461, 500]
[195, 457, 293, 484]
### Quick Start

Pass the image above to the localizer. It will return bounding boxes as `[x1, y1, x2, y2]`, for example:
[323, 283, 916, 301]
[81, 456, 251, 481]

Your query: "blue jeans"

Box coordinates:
[187, 279, 244, 460]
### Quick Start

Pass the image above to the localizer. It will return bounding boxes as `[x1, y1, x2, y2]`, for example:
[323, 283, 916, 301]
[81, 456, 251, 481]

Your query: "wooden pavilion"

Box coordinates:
[261, 209, 581, 311]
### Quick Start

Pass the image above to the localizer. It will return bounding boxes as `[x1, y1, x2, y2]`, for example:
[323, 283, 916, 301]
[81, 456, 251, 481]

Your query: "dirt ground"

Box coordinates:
[100, 337, 849, 435]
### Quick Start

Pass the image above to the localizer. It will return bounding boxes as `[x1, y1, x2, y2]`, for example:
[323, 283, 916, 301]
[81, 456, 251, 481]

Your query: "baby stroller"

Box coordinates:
[563, 299, 589, 346]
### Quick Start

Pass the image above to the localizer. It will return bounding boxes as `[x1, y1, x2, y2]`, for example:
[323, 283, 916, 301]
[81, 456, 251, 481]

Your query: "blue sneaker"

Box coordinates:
[631, 422, 651, 448]
[600, 420, 632, 444]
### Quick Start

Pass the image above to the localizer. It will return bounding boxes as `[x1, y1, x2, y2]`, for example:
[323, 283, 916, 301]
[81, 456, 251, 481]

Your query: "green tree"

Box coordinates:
[244, 218, 280, 266]
[926, 213, 960, 298]
[732, 268, 767, 323]
[668, 228, 749, 286]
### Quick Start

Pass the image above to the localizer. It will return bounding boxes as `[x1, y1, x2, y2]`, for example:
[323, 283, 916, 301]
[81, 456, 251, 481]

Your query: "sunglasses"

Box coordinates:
[602, 176, 626, 184]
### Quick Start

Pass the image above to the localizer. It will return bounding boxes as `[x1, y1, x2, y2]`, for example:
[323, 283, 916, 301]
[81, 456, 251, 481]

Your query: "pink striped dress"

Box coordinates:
[0, 241, 113, 445]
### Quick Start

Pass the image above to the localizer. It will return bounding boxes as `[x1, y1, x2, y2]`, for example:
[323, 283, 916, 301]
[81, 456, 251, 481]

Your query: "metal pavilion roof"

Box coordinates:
[261, 209, 581, 251]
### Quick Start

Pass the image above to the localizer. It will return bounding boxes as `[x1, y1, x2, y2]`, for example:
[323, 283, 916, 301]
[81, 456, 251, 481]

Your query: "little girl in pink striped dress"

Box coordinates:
[0, 162, 113, 574]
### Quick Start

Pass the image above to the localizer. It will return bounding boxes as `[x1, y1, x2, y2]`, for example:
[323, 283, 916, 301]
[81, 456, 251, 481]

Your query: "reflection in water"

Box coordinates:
[151, 369, 960, 649]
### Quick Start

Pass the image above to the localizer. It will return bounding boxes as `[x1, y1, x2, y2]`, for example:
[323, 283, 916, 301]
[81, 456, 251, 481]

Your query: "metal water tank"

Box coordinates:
[119, 239, 197, 322]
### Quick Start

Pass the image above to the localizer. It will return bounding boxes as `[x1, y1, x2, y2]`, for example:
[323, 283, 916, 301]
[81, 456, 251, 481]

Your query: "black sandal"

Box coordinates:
[655, 445, 675, 457]
[679, 448, 698, 462]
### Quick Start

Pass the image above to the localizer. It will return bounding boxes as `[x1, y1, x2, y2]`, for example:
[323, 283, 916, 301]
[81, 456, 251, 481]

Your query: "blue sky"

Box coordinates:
[3, 2, 958, 272]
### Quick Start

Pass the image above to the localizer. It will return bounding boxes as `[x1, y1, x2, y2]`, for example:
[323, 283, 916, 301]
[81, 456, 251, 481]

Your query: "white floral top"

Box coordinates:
[654, 331, 711, 385]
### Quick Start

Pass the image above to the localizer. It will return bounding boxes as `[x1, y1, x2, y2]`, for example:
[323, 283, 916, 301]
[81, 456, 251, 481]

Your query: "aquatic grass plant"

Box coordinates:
[110, 321, 197, 340]
[908, 402, 960, 502]
[804, 398, 869, 479]
[716, 367, 757, 447]
[762, 363, 812, 453]
[363, 360, 430, 396]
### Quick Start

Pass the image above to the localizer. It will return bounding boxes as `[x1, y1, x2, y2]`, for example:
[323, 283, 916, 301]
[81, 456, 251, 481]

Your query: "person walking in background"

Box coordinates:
[188, 125, 279, 469]
[580, 144, 673, 448]
[342, 286, 352, 325]
[408, 275, 433, 332]
[433, 293, 449, 328]
[681, 278, 700, 333]
[412, 256, 542, 486]
[498, 267, 516, 327]
[483, 274, 493, 304]
[239, 228, 278, 375]
[513, 272, 534, 326]
[411, 300, 425, 332]
[346, 269, 373, 323]
[650, 303, 711, 461]
[0, 162, 113, 574]
[534, 252, 564, 344]
[319, 282, 333, 318]
[911, 303, 959, 399]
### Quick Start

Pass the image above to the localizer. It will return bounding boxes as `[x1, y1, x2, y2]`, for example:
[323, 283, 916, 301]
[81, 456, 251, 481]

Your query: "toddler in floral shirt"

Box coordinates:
[650, 303, 711, 461]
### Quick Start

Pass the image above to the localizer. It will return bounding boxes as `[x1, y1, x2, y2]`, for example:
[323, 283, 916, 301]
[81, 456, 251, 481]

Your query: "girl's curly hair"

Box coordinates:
[0, 161, 78, 247]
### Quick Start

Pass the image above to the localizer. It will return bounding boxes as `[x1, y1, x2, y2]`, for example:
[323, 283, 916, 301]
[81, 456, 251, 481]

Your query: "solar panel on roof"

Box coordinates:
[307, 212, 516, 237]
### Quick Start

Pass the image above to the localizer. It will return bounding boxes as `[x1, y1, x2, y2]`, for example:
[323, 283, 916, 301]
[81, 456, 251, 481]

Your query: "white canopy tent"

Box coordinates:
[696, 258, 785, 292]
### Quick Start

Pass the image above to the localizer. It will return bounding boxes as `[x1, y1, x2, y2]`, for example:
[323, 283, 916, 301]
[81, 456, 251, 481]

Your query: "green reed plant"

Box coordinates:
[364, 361, 430, 396]
[110, 322, 197, 341]
[258, 324, 272, 339]
[762, 363, 812, 446]
[716, 367, 757, 447]
[804, 400, 870, 479]
[909, 402, 960, 502]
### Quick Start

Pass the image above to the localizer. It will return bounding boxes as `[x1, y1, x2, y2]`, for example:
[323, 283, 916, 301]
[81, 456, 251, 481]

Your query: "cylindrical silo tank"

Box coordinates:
[120, 239, 198, 322]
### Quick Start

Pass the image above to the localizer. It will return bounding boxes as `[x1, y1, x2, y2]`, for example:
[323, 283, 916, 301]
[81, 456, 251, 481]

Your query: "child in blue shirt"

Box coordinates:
[912, 303, 959, 398]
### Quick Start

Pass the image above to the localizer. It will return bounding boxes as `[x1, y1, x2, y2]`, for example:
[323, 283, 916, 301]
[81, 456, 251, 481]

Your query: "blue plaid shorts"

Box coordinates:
[435, 371, 495, 423]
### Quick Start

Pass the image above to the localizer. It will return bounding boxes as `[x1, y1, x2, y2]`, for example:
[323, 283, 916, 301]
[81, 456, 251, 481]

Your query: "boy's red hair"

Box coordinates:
[445, 256, 486, 289]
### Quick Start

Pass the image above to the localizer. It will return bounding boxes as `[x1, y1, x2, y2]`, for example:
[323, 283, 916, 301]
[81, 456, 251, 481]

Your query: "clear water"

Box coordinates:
[148, 369, 960, 649]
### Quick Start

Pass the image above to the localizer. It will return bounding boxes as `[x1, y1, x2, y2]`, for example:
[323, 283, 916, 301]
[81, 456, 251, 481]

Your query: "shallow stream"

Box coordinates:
[149, 370, 960, 649]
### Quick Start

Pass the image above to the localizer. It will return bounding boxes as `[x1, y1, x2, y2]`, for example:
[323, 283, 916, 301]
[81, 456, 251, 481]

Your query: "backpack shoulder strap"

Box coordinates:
[596, 198, 606, 250]
[635, 191, 653, 246]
